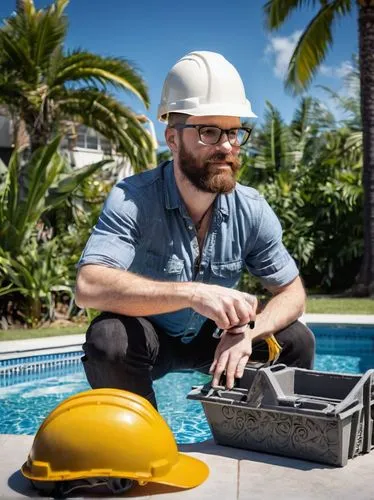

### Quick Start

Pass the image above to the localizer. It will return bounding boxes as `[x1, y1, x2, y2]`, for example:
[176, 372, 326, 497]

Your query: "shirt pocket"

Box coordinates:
[145, 252, 185, 281]
[210, 259, 243, 288]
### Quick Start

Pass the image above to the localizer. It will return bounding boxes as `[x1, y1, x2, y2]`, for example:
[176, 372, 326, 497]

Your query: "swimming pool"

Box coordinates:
[1, 324, 373, 441]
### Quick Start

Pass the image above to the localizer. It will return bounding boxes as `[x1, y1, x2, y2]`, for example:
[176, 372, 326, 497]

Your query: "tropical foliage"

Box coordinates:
[0, 238, 72, 327]
[0, 0, 154, 170]
[238, 66, 362, 293]
[263, 0, 374, 296]
[0, 138, 111, 326]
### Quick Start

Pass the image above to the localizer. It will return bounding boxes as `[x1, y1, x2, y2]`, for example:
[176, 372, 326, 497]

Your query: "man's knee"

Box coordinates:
[83, 312, 159, 364]
[82, 313, 159, 407]
[276, 320, 316, 369]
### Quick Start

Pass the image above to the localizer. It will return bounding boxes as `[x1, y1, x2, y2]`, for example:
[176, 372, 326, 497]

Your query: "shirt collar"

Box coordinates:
[163, 161, 180, 210]
[216, 191, 230, 219]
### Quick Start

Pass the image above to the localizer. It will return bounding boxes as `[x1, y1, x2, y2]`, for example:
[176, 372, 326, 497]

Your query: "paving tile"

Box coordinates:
[238, 449, 374, 500]
[179, 439, 250, 460]
[3, 434, 374, 500]
[0, 435, 11, 447]
[0, 334, 85, 357]
[0, 436, 240, 500]
[0, 434, 150, 499]
[141, 450, 238, 499]
[0, 435, 36, 498]
[304, 313, 374, 325]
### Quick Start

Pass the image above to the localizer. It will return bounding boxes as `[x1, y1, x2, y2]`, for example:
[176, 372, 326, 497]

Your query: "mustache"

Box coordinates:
[206, 153, 236, 164]
[205, 153, 240, 171]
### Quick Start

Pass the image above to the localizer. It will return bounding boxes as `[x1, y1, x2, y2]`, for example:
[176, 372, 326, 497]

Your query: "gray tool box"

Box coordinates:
[187, 364, 374, 466]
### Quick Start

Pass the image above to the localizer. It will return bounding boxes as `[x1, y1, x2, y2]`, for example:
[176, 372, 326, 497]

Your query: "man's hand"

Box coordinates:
[209, 329, 253, 389]
[190, 283, 257, 331]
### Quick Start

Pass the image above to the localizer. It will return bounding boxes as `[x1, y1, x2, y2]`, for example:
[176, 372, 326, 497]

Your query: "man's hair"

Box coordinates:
[167, 113, 189, 127]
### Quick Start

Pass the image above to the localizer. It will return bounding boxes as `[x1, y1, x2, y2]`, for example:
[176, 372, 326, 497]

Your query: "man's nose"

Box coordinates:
[215, 132, 233, 153]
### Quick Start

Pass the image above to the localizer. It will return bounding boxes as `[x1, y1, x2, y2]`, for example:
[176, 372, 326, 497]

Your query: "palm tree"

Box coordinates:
[319, 55, 361, 131]
[0, 0, 154, 170]
[264, 0, 374, 296]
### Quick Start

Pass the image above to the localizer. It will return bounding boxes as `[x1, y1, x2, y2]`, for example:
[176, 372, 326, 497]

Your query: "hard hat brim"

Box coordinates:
[22, 453, 209, 490]
[158, 103, 257, 122]
[151, 452, 209, 489]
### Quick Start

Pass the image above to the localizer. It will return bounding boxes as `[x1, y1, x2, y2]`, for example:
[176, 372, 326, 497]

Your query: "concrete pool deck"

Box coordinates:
[1, 434, 374, 499]
[1, 313, 374, 499]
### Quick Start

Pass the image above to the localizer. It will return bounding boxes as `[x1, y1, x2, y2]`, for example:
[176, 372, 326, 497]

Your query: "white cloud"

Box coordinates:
[319, 60, 353, 79]
[319, 60, 357, 97]
[265, 31, 302, 78]
[319, 65, 334, 77]
[265, 33, 354, 86]
[336, 61, 354, 79]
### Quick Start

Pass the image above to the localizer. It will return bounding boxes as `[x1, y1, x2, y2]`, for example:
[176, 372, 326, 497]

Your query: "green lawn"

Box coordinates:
[0, 297, 373, 341]
[306, 297, 374, 314]
[0, 324, 87, 341]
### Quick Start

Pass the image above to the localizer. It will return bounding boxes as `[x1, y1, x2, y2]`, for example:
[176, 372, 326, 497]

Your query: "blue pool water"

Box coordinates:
[1, 324, 373, 441]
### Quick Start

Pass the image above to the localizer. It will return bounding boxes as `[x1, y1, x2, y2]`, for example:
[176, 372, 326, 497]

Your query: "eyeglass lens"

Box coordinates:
[199, 126, 249, 146]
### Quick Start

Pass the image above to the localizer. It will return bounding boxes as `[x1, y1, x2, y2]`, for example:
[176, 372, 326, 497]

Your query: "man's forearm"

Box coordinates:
[75, 264, 194, 316]
[248, 276, 306, 341]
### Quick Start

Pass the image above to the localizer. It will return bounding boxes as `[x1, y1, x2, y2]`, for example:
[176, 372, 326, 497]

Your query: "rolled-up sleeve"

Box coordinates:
[77, 184, 141, 270]
[245, 199, 299, 287]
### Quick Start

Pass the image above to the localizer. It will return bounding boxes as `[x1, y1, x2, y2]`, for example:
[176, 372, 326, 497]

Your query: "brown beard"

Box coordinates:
[178, 143, 241, 193]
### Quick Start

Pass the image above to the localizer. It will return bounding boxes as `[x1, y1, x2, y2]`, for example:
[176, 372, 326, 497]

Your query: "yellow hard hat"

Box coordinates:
[21, 389, 209, 492]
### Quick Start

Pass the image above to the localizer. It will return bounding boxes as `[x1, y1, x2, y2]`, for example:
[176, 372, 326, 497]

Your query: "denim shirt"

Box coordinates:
[78, 161, 299, 343]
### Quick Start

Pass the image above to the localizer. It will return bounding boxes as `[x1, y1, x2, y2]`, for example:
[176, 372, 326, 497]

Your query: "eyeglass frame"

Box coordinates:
[170, 124, 253, 147]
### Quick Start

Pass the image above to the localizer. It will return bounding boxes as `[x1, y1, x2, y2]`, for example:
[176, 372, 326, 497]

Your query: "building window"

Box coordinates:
[74, 125, 111, 152]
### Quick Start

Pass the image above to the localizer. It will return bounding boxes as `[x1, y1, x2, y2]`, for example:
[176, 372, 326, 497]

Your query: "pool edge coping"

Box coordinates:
[0, 314, 374, 359]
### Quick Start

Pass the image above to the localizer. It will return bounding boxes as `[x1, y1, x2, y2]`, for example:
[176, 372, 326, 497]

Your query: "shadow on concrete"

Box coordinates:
[179, 439, 334, 471]
[8, 469, 186, 498]
[8, 469, 37, 497]
[126, 483, 184, 498]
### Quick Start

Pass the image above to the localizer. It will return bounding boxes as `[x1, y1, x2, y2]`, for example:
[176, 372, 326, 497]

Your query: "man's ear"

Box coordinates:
[165, 127, 178, 153]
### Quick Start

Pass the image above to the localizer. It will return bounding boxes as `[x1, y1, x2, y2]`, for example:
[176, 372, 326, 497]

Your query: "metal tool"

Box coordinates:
[212, 321, 255, 339]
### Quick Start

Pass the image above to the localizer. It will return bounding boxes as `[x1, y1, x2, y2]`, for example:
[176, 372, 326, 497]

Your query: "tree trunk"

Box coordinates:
[28, 126, 51, 154]
[354, 4, 374, 296]
[23, 107, 52, 154]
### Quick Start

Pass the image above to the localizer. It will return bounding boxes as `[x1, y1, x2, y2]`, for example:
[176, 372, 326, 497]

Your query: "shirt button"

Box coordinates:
[188, 225, 193, 230]
[199, 270, 204, 275]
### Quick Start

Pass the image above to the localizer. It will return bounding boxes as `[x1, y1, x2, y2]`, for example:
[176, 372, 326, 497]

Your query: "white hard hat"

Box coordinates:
[157, 51, 257, 122]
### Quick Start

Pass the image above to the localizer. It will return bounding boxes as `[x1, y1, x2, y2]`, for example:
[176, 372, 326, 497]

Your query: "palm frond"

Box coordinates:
[0, 29, 36, 81]
[17, 0, 36, 17]
[53, 51, 149, 107]
[285, 4, 335, 93]
[33, 3, 68, 68]
[290, 97, 313, 138]
[51, 0, 69, 17]
[263, 101, 290, 170]
[57, 89, 154, 170]
[285, 0, 353, 93]
[0, 0, 150, 155]
[4, 0, 67, 72]
[317, 83, 360, 129]
[264, 0, 318, 30]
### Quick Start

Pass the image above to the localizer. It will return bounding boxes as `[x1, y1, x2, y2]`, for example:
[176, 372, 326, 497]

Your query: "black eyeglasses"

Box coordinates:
[171, 124, 252, 147]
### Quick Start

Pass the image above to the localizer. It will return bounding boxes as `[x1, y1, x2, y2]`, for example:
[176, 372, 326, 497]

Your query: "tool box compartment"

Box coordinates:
[187, 364, 374, 466]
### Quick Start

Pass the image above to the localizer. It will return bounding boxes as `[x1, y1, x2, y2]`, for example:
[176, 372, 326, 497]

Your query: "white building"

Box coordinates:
[0, 116, 158, 180]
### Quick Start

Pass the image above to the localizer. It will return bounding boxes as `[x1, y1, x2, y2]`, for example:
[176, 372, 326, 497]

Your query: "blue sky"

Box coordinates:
[0, 0, 357, 146]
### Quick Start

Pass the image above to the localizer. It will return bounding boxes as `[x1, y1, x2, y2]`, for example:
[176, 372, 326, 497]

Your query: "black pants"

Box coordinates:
[82, 314, 315, 408]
